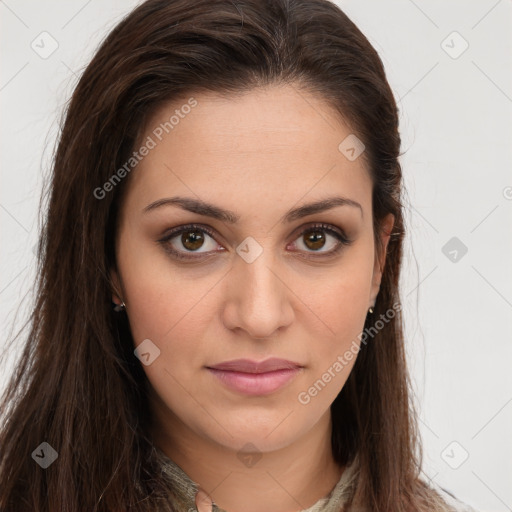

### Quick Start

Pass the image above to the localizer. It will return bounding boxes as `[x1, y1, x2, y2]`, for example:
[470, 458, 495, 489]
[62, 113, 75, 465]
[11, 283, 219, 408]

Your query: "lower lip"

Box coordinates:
[206, 368, 302, 395]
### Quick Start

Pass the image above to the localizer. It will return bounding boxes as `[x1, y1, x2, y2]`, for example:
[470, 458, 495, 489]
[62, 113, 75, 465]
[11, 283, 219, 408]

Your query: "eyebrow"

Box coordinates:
[142, 195, 363, 223]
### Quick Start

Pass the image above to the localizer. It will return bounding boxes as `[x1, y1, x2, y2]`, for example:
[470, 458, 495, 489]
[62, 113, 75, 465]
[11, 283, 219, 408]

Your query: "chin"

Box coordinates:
[196, 414, 308, 453]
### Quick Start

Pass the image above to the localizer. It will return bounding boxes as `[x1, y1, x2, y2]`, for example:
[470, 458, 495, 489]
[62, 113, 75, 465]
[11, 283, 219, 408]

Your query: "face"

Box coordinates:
[111, 84, 393, 454]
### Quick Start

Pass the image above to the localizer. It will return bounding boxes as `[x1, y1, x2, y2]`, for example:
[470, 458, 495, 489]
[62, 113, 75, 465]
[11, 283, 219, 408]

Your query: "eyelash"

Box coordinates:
[157, 222, 354, 261]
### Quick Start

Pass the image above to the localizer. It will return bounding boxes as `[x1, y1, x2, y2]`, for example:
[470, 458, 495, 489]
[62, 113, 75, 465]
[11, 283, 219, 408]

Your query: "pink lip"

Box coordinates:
[206, 358, 303, 396]
[208, 357, 302, 373]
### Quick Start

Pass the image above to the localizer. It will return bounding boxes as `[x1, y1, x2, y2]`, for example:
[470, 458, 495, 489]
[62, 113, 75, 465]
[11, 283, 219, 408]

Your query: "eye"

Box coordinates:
[157, 224, 223, 261]
[288, 223, 353, 258]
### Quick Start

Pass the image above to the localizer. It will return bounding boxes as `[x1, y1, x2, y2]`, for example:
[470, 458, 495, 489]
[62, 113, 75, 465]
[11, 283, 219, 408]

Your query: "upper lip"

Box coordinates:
[207, 358, 303, 373]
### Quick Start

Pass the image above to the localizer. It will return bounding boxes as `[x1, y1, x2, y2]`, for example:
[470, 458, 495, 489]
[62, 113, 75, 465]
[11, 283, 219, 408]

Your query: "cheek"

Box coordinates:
[294, 283, 366, 412]
[309, 280, 367, 335]
[122, 261, 213, 417]
[292, 253, 372, 385]
[117, 229, 213, 345]
[296, 254, 372, 338]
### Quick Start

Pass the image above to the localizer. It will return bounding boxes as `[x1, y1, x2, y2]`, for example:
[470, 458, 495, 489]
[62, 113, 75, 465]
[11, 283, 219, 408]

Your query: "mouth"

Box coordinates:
[205, 358, 304, 396]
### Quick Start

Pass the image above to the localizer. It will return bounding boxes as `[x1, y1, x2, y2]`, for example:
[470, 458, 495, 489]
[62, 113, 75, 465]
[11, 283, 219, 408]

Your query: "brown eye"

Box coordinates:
[290, 223, 353, 258]
[181, 229, 205, 251]
[158, 224, 222, 260]
[303, 230, 327, 251]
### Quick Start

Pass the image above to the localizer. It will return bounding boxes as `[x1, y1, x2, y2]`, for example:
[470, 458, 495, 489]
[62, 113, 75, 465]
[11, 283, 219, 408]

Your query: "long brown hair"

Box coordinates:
[0, 0, 454, 510]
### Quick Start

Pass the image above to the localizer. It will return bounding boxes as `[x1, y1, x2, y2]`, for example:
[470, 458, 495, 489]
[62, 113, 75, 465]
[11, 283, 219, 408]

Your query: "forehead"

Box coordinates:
[122, 85, 372, 219]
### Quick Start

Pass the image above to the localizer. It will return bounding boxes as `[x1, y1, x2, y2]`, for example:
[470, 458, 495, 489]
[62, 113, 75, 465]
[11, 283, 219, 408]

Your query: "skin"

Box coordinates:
[111, 83, 394, 512]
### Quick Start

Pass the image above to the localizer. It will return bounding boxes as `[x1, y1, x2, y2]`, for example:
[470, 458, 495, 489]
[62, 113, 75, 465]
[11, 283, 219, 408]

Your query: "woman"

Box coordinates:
[0, 0, 478, 510]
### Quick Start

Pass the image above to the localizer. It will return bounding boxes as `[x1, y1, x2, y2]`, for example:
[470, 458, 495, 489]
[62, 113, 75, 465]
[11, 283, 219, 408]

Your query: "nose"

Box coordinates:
[221, 246, 294, 339]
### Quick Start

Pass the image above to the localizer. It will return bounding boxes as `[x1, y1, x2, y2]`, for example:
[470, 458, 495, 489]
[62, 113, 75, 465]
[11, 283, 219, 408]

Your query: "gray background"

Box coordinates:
[1, 1, 511, 510]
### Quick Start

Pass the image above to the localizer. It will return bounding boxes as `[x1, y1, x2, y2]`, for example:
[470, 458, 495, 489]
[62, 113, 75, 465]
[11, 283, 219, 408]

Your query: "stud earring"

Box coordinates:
[368, 306, 374, 314]
[113, 300, 126, 312]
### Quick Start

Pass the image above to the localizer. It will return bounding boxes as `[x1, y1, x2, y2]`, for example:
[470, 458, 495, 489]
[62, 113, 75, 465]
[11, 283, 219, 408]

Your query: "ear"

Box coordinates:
[109, 266, 124, 305]
[369, 213, 395, 307]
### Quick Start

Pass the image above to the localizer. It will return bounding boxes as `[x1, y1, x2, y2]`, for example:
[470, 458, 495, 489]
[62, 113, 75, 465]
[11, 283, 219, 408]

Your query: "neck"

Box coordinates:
[150, 405, 344, 512]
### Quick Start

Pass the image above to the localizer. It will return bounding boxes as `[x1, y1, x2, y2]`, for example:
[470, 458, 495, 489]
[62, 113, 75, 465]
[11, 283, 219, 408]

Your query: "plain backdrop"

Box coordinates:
[1, 1, 511, 510]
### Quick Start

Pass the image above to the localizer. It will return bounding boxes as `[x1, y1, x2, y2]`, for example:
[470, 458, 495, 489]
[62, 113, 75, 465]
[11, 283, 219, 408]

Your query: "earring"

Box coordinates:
[113, 300, 126, 312]
[368, 306, 374, 314]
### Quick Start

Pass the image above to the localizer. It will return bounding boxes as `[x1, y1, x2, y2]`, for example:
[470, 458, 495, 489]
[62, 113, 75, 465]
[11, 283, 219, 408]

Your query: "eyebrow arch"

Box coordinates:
[142, 195, 363, 223]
